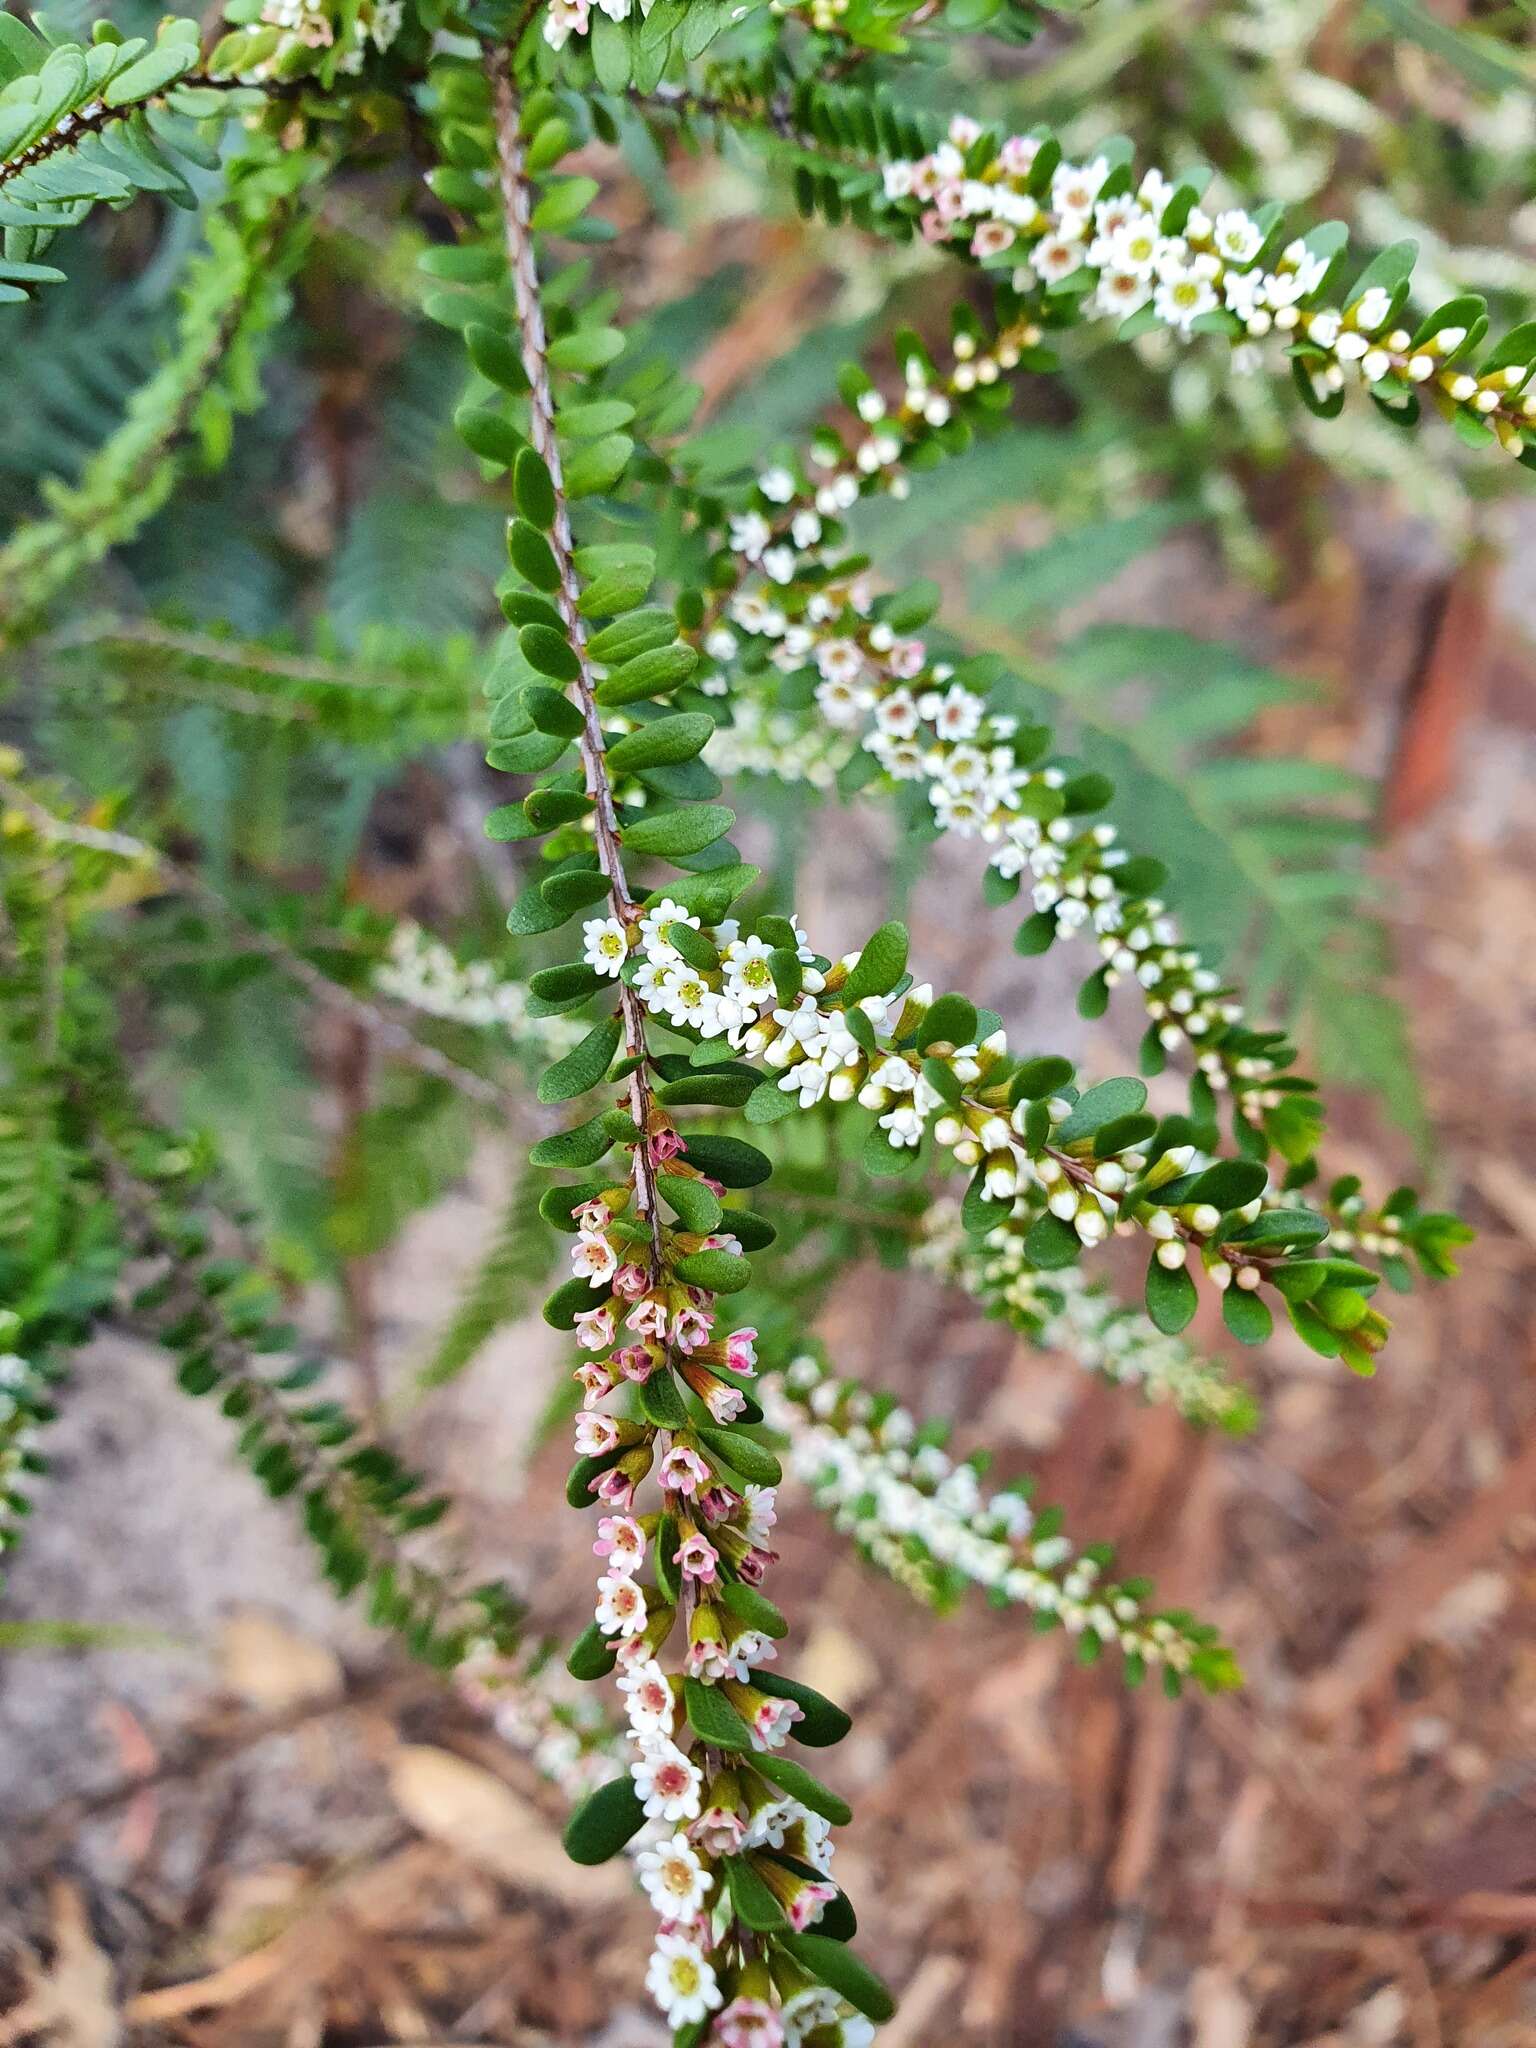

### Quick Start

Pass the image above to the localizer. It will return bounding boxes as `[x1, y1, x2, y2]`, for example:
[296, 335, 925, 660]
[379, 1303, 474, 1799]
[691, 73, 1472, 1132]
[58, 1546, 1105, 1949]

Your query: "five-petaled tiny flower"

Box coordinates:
[644, 1932, 721, 2027]
[632, 1742, 704, 1823]
[582, 916, 629, 977]
[595, 1572, 648, 1638]
[593, 1513, 645, 1573]
[636, 1833, 712, 1919]
[674, 1530, 721, 1584]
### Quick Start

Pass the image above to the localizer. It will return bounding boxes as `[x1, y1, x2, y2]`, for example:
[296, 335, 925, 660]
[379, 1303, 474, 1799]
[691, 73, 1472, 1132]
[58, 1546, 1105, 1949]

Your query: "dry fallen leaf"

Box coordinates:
[217, 1608, 345, 1712]
[0, 1881, 119, 2048]
[388, 1745, 627, 1907]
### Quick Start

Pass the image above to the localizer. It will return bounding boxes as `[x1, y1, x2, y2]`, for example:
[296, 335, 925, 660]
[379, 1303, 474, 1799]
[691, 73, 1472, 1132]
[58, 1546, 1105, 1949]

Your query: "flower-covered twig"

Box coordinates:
[762, 1354, 1239, 1692]
[593, 901, 1408, 1368]
[692, 488, 1320, 1154]
[422, 53, 896, 2040]
[2, 3, 1502, 2037]
[635, 80, 1536, 461]
[914, 1198, 1258, 1433]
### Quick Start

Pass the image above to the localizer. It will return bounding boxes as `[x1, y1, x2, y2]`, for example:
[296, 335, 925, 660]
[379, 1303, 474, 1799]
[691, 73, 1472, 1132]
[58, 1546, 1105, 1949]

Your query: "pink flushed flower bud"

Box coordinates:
[674, 1530, 721, 1585]
[573, 1303, 616, 1351]
[704, 1381, 746, 1424]
[573, 1360, 613, 1407]
[651, 1129, 687, 1164]
[592, 1466, 635, 1511]
[613, 1343, 655, 1383]
[653, 1911, 713, 1949]
[573, 1199, 611, 1235]
[726, 1628, 776, 1681]
[686, 1601, 732, 1681]
[749, 1853, 837, 1931]
[697, 1484, 740, 1524]
[678, 1361, 746, 1423]
[620, 1600, 676, 1668]
[716, 1997, 785, 2048]
[659, 1444, 712, 1496]
[735, 1545, 777, 1586]
[725, 1326, 758, 1375]
[724, 1681, 803, 1753]
[690, 1803, 747, 1858]
[784, 1878, 838, 1932]
[672, 1303, 715, 1354]
[574, 1412, 621, 1458]
[592, 1441, 652, 1513]
[611, 1261, 650, 1300]
[689, 1767, 746, 1858]
[627, 1296, 669, 1340]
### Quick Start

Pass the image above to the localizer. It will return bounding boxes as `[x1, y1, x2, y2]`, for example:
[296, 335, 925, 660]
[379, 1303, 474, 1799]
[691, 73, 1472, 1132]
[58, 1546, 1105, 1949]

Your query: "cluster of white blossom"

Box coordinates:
[764, 1357, 1228, 1679]
[582, 899, 820, 1052]
[542, 0, 655, 50]
[915, 1199, 1257, 1432]
[375, 919, 585, 1056]
[710, 478, 1289, 1115]
[700, 688, 857, 791]
[563, 1201, 871, 2044]
[585, 906, 1285, 1287]
[877, 116, 1535, 447]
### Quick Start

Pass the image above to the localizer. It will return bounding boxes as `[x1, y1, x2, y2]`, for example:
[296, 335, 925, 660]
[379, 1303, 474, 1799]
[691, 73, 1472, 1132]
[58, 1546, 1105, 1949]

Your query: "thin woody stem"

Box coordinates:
[489, 53, 666, 1281]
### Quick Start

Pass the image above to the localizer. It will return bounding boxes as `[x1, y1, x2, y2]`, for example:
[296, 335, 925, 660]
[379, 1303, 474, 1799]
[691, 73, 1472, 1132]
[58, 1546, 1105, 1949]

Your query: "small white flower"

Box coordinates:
[1051, 156, 1108, 219]
[929, 684, 984, 740]
[659, 969, 719, 1033]
[645, 1933, 721, 2026]
[582, 916, 628, 977]
[639, 899, 700, 962]
[541, 0, 590, 48]
[570, 1234, 617, 1286]
[1031, 234, 1084, 284]
[616, 1657, 675, 1738]
[637, 1833, 711, 1918]
[632, 1742, 704, 1823]
[1212, 208, 1262, 265]
[879, 1104, 926, 1148]
[595, 1573, 647, 1637]
[1154, 273, 1218, 334]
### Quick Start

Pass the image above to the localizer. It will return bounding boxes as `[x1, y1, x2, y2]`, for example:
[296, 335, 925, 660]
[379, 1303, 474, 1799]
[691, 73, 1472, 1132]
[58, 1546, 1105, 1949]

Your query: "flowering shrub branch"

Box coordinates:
[763, 1352, 1239, 1691]
[633, 78, 1536, 461]
[0, 3, 1509, 2040]
[914, 1199, 1259, 1433]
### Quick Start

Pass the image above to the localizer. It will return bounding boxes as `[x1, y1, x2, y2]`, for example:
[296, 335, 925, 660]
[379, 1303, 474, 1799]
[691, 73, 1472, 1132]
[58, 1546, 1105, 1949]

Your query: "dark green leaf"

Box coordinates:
[563, 1774, 647, 1864]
